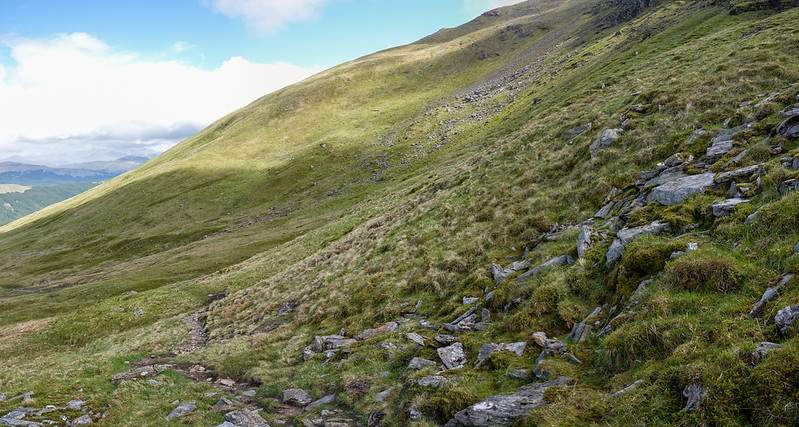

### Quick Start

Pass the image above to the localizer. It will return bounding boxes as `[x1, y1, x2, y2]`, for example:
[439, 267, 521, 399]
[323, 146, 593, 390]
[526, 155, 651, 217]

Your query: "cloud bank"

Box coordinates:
[0, 33, 320, 165]
[209, 0, 330, 33]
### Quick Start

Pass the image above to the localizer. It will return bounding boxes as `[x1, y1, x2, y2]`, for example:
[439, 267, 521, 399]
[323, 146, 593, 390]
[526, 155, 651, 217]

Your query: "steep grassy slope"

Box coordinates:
[2, 0, 799, 426]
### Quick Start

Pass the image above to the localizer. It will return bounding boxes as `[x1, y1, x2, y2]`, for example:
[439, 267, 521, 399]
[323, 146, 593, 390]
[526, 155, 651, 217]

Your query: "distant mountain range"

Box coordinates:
[0, 156, 149, 185]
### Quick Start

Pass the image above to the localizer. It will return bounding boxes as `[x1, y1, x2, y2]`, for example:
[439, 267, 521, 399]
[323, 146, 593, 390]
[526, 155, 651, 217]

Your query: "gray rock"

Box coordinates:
[307, 394, 335, 409]
[491, 264, 510, 285]
[406, 332, 425, 347]
[69, 415, 92, 426]
[508, 369, 531, 380]
[65, 400, 86, 411]
[606, 221, 669, 268]
[640, 166, 687, 189]
[0, 394, 4, 402]
[167, 402, 196, 420]
[590, 128, 623, 157]
[577, 225, 594, 259]
[409, 408, 422, 421]
[777, 115, 799, 139]
[706, 139, 733, 160]
[610, 380, 644, 398]
[749, 274, 794, 318]
[476, 342, 527, 367]
[434, 334, 458, 346]
[311, 335, 356, 352]
[775, 305, 799, 335]
[355, 322, 398, 341]
[438, 343, 467, 369]
[408, 357, 437, 370]
[648, 173, 715, 205]
[223, 409, 270, 427]
[714, 165, 764, 183]
[562, 123, 592, 140]
[779, 179, 799, 195]
[283, 389, 312, 407]
[687, 128, 707, 144]
[682, 384, 706, 411]
[711, 198, 749, 217]
[794, 242, 799, 254]
[444, 377, 571, 426]
[111, 364, 172, 383]
[516, 255, 575, 282]
[481, 308, 491, 323]
[443, 308, 479, 332]
[375, 389, 392, 403]
[784, 157, 799, 170]
[462, 297, 479, 305]
[752, 342, 781, 365]
[417, 376, 449, 388]
[0, 418, 42, 427]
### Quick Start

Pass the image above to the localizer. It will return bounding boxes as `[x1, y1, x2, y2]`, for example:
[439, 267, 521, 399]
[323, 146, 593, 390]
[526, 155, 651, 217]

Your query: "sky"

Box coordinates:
[0, 0, 522, 166]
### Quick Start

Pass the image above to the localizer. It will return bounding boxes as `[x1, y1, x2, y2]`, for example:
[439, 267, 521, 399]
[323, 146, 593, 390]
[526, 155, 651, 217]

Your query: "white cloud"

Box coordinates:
[463, 0, 525, 15]
[0, 33, 321, 165]
[209, 0, 329, 33]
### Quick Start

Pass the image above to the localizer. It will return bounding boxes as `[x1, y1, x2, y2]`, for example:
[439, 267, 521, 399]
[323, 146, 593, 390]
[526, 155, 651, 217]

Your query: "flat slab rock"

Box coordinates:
[444, 377, 572, 426]
[648, 173, 715, 205]
[219, 409, 270, 427]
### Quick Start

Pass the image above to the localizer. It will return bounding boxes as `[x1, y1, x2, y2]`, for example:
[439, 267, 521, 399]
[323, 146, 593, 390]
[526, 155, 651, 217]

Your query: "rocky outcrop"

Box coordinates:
[648, 173, 715, 205]
[711, 198, 749, 217]
[777, 114, 799, 139]
[577, 225, 594, 258]
[516, 255, 575, 282]
[444, 377, 571, 426]
[749, 274, 794, 318]
[714, 165, 764, 184]
[219, 409, 270, 427]
[606, 221, 669, 268]
[475, 342, 527, 367]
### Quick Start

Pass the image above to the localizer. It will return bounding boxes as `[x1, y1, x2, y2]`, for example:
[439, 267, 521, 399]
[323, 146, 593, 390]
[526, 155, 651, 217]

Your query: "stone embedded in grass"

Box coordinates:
[714, 164, 764, 184]
[516, 255, 575, 282]
[794, 242, 799, 254]
[375, 388, 393, 403]
[682, 384, 706, 411]
[462, 296, 479, 305]
[434, 334, 457, 346]
[222, 409, 270, 427]
[648, 173, 715, 205]
[590, 128, 623, 157]
[706, 139, 733, 160]
[562, 123, 592, 141]
[111, 364, 172, 384]
[577, 225, 594, 259]
[166, 402, 196, 420]
[776, 114, 799, 139]
[775, 305, 799, 336]
[417, 375, 449, 388]
[70, 415, 93, 426]
[605, 221, 669, 268]
[65, 400, 86, 411]
[779, 179, 799, 195]
[438, 342, 467, 369]
[711, 198, 749, 217]
[476, 342, 527, 367]
[508, 369, 531, 380]
[752, 342, 781, 365]
[311, 335, 356, 352]
[307, 394, 336, 409]
[283, 389, 313, 407]
[408, 357, 437, 370]
[355, 321, 398, 340]
[749, 274, 794, 318]
[444, 376, 572, 427]
[406, 332, 426, 347]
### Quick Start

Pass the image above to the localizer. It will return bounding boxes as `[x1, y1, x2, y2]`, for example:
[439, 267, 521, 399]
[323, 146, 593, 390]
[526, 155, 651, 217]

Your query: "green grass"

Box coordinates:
[2, 0, 799, 425]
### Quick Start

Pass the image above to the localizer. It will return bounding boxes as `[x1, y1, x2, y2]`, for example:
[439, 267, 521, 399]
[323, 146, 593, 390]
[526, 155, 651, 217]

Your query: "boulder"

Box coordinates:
[516, 255, 575, 282]
[711, 198, 749, 217]
[444, 377, 572, 426]
[475, 342, 527, 367]
[752, 342, 781, 365]
[590, 128, 623, 157]
[355, 322, 398, 341]
[408, 357, 437, 370]
[577, 225, 594, 258]
[283, 389, 313, 407]
[775, 305, 799, 335]
[223, 409, 271, 427]
[648, 173, 715, 205]
[437, 343, 467, 369]
[682, 384, 706, 411]
[167, 402, 196, 420]
[417, 376, 449, 388]
[749, 274, 794, 318]
[714, 165, 764, 183]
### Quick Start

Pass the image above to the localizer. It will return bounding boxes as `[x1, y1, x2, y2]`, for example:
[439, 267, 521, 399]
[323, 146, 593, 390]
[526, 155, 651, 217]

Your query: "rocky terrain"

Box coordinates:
[2, 0, 799, 426]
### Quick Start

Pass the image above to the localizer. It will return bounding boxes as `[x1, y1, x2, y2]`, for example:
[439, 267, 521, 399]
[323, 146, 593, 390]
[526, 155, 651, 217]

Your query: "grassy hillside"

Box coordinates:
[0, 182, 97, 225]
[2, 0, 799, 426]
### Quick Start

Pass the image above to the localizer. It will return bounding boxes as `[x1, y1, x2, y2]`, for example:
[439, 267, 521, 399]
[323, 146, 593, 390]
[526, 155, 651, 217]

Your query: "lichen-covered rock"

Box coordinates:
[775, 305, 799, 335]
[444, 377, 572, 426]
[408, 357, 437, 370]
[648, 173, 715, 205]
[706, 139, 733, 160]
[69, 415, 93, 426]
[406, 332, 425, 347]
[417, 375, 449, 388]
[437, 343, 467, 369]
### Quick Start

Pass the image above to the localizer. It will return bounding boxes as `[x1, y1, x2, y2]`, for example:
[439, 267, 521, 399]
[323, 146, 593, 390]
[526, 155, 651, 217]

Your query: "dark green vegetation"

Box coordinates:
[2, 0, 799, 425]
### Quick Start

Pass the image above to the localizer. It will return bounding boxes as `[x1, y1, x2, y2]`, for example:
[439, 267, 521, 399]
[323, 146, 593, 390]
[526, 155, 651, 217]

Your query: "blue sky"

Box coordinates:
[0, 0, 520, 164]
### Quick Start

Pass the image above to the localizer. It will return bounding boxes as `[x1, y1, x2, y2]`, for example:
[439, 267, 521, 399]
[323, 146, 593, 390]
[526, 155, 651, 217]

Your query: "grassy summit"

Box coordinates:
[2, 0, 799, 425]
